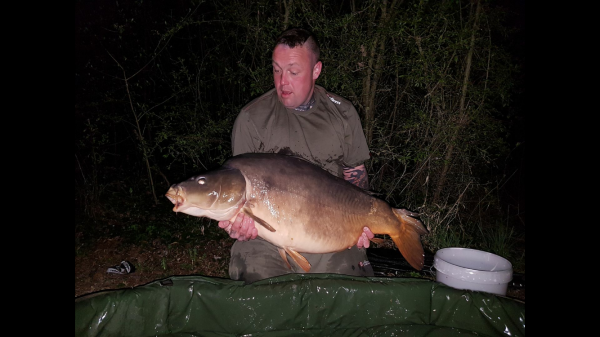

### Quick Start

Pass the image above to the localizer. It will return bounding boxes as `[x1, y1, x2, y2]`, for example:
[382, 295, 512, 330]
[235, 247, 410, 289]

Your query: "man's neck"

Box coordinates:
[294, 93, 316, 112]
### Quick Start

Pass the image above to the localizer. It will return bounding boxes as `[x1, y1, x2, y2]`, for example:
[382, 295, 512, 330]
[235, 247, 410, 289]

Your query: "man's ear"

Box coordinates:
[313, 61, 322, 80]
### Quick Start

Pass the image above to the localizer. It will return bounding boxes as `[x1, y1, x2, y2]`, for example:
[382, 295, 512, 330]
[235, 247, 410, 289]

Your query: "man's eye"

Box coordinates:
[273, 69, 280, 73]
[291, 72, 297, 75]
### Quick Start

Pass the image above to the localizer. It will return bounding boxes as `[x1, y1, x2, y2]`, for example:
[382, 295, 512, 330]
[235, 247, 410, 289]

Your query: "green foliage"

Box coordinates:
[477, 221, 517, 262]
[75, 0, 524, 270]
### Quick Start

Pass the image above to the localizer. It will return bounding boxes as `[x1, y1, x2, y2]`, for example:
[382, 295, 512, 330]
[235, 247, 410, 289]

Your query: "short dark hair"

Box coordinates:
[274, 28, 320, 62]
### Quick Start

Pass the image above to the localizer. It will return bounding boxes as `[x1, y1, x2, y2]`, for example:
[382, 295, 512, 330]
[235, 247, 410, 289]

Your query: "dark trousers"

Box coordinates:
[229, 237, 374, 283]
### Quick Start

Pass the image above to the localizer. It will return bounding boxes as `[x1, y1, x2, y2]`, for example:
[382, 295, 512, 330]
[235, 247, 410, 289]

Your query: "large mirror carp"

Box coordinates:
[166, 153, 428, 272]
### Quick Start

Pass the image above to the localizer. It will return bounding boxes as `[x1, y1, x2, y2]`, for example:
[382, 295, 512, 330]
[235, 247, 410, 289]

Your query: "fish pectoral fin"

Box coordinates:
[242, 208, 276, 232]
[284, 247, 311, 273]
[278, 248, 292, 270]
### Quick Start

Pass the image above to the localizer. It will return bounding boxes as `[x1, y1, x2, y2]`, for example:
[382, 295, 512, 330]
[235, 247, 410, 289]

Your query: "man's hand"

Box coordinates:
[218, 213, 258, 241]
[356, 226, 374, 248]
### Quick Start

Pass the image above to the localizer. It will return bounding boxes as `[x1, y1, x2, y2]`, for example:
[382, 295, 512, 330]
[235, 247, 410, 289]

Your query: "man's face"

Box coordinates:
[272, 44, 322, 109]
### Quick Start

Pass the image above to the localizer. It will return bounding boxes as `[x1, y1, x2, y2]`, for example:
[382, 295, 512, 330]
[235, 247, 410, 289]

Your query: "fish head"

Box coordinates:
[165, 167, 247, 221]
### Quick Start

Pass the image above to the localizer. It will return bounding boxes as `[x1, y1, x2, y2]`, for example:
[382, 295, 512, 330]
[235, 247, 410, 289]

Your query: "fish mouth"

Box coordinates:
[165, 186, 185, 212]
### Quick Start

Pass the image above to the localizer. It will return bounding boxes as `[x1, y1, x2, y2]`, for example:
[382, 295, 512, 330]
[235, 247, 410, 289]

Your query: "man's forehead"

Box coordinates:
[272, 60, 302, 67]
[272, 44, 314, 65]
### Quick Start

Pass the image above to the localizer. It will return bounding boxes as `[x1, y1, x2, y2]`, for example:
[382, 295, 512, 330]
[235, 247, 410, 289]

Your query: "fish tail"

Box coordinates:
[389, 208, 428, 271]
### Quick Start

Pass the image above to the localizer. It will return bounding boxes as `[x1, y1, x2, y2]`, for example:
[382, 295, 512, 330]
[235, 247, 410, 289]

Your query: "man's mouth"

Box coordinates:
[281, 90, 292, 97]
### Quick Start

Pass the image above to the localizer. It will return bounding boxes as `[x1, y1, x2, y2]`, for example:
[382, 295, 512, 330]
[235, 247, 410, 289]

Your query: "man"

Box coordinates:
[218, 28, 375, 283]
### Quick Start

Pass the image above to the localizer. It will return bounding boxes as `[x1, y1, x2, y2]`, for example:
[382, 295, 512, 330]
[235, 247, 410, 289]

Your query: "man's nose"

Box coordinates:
[280, 72, 289, 85]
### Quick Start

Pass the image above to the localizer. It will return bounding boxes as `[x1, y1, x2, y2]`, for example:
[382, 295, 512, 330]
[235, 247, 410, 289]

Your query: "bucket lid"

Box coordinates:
[434, 248, 513, 284]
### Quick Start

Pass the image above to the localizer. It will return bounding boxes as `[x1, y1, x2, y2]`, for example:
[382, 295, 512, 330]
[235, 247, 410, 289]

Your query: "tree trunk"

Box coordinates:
[360, 0, 401, 145]
[108, 51, 160, 205]
[432, 0, 481, 204]
[282, 0, 292, 30]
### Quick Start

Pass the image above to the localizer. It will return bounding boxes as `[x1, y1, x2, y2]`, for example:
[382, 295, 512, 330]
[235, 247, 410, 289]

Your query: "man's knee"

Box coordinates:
[316, 246, 373, 277]
[229, 239, 291, 283]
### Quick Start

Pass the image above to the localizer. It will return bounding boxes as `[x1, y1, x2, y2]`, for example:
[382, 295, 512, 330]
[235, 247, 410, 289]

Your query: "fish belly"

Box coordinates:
[227, 154, 395, 253]
[251, 204, 370, 254]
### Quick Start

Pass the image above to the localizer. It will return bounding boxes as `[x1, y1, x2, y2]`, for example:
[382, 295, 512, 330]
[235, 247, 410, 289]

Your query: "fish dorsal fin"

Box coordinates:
[275, 147, 296, 156]
[274, 148, 317, 165]
[243, 208, 276, 232]
[284, 247, 311, 272]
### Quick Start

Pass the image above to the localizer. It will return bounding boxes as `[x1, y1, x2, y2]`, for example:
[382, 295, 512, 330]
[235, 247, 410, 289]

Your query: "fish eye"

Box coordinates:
[197, 177, 206, 185]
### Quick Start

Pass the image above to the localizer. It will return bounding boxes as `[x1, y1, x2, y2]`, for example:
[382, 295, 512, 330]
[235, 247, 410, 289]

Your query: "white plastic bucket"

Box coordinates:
[433, 247, 513, 296]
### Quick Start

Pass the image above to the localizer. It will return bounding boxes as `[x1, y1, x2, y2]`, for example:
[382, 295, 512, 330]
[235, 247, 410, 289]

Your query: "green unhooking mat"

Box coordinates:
[75, 274, 525, 336]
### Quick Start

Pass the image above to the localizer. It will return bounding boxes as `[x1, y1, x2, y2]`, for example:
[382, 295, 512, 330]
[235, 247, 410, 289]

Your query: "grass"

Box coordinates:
[75, 183, 231, 250]
[188, 247, 198, 266]
[479, 223, 515, 259]
[422, 212, 525, 274]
